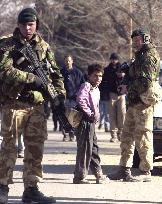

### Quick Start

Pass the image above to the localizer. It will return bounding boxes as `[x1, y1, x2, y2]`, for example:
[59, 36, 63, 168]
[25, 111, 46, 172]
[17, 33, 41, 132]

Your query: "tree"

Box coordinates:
[0, 0, 34, 36]
[35, 0, 162, 69]
[0, 0, 162, 70]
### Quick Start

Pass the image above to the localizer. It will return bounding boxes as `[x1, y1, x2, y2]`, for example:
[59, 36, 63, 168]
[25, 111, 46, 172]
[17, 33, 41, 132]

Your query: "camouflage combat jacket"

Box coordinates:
[0, 28, 65, 105]
[127, 43, 160, 106]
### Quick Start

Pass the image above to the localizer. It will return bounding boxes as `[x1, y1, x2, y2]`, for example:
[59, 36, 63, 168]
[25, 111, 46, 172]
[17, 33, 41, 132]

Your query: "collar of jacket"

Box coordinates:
[136, 42, 156, 55]
[106, 62, 121, 70]
[61, 66, 76, 75]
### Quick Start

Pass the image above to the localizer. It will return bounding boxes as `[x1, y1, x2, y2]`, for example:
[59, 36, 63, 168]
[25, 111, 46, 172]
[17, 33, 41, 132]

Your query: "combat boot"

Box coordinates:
[107, 166, 138, 182]
[73, 177, 91, 184]
[22, 186, 56, 203]
[134, 171, 151, 182]
[0, 184, 9, 204]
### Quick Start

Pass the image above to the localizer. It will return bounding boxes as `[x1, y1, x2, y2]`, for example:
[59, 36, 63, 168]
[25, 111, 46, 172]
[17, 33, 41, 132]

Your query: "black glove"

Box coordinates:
[18, 91, 34, 104]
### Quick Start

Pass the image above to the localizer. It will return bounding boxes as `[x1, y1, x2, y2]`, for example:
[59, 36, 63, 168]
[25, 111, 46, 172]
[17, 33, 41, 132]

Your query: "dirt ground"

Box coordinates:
[4, 118, 162, 203]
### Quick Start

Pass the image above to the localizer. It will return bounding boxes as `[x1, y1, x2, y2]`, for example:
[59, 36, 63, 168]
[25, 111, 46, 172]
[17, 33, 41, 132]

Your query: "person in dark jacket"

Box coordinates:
[98, 80, 110, 132]
[102, 53, 126, 142]
[60, 55, 85, 141]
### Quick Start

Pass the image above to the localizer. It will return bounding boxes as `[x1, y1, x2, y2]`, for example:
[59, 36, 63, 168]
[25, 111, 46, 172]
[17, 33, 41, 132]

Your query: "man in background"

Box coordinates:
[60, 55, 85, 141]
[102, 53, 126, 142]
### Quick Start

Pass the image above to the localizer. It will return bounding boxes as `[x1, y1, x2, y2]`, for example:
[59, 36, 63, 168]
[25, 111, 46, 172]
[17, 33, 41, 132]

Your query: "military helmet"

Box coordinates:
[18, 7, 39, 29]
[131, 28, 151, 44]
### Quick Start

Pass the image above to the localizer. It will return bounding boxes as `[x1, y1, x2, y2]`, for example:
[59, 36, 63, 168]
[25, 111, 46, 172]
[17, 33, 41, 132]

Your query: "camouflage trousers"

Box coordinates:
[120, 103, 153, 171]
[0, 102, 47, 188]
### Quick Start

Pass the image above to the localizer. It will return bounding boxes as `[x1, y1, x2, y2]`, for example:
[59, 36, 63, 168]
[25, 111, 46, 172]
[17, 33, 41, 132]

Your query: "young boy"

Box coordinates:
[73, 64, 108, 184]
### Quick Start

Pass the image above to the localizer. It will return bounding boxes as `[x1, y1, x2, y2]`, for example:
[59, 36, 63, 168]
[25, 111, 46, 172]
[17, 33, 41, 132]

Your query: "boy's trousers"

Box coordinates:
[74, 120, 102, 180]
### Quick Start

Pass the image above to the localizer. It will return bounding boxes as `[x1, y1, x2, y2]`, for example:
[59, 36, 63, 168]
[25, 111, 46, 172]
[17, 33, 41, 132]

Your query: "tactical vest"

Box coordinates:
[0, 33, 48, 105]
[128, 43, 160, 106]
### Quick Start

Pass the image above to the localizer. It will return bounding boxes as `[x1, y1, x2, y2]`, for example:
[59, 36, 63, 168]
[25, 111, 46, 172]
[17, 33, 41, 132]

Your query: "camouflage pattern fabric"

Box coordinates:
[0, 103, 47, 187]
[0, 28, 65, 104]
[0, 28, 65, 188]
[140, 81, 162, 105]
[127, 43, 160, 106]
[120, 98, 154, 171]
[119, 43, 160, 172]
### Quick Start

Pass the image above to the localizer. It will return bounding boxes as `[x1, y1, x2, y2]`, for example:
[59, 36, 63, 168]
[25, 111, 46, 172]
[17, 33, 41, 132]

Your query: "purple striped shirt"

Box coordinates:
[76, 81, 100, 120]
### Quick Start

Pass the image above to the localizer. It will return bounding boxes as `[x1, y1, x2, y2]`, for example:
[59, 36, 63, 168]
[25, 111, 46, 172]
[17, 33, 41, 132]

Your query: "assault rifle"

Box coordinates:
[19, 41, 72, 132]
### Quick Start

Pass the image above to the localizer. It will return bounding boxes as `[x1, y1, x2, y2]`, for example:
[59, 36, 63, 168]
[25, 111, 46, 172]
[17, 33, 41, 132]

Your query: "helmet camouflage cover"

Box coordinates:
[131, 28, 151, 44]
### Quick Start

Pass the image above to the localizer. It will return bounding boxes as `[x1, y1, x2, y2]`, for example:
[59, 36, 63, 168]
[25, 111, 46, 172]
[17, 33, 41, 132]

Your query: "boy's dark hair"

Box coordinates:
[87, 64, 103, 75]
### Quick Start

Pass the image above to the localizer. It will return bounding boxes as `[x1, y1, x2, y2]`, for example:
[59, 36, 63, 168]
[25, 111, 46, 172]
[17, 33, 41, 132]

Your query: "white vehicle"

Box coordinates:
[153, 69, 162, 159]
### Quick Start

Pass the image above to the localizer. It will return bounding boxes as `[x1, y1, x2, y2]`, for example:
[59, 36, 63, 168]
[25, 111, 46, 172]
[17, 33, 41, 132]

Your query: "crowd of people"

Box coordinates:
[0, 6, 161, 204]
[48, 52, 126, 144]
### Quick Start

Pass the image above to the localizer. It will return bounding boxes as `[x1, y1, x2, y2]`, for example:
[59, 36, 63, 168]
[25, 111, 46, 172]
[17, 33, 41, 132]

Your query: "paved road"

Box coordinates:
[6, 118, 162, 204]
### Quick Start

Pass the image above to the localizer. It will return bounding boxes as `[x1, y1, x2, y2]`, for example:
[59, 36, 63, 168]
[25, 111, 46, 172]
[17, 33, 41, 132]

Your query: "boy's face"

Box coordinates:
[88, 71, 103, 87]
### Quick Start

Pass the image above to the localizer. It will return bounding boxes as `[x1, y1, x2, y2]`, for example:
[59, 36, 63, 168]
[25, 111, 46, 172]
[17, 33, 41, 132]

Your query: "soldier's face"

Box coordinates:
[132, 35, 144, 51]
[18, 21, 37, 40]
[88, 71, 103, 87]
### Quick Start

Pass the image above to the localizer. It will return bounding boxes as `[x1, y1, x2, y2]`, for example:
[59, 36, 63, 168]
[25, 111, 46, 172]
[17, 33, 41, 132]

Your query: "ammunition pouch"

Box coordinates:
[0, 80, 23, 104]
[140, 81, 162, 106]
[18, 91, 44, 105]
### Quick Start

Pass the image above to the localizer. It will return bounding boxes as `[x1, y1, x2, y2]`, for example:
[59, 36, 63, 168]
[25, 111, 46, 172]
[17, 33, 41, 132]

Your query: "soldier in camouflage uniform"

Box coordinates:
[0, 8, 65, 203]
[108, 28, 160, 182]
